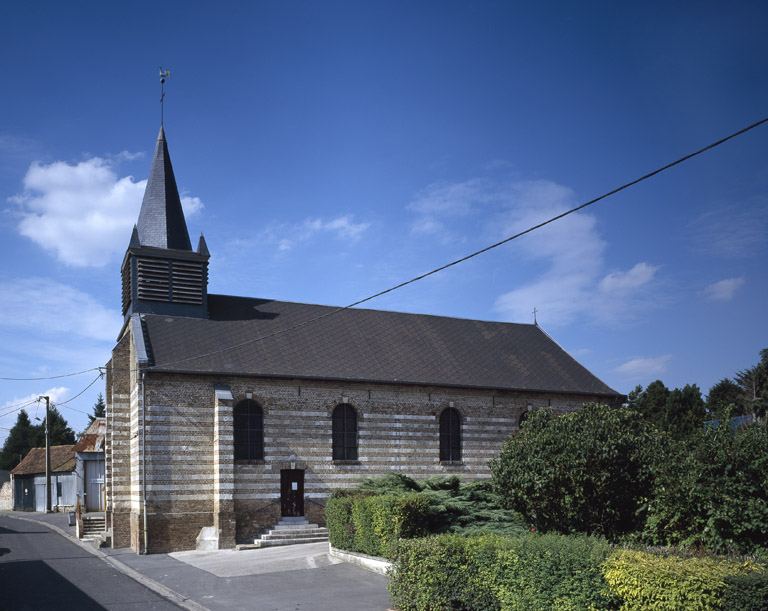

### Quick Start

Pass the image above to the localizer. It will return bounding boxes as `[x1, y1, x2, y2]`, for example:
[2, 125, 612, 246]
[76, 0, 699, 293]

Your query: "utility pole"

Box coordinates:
[38, 396, 51, 513]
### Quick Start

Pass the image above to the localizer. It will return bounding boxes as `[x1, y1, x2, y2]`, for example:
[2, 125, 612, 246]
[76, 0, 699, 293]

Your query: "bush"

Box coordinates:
[325, 490, 358, 551]
[603, 549, 764, 610]
[388, 533, 618, 611]
[644, 418, 768, 554]
[326, 491, 432, 557]
[490, 404, 657, 540]
[721, 569, 768, 610]
[492, 533, 619, 611]
[388, 534, 501, 611]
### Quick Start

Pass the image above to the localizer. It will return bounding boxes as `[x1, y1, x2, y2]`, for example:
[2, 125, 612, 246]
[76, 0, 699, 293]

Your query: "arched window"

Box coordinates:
[439, 407, 461, 462]
[332, 403, 358, 461]
[518, 410, 529, 429]
[234, 399, 263, 460]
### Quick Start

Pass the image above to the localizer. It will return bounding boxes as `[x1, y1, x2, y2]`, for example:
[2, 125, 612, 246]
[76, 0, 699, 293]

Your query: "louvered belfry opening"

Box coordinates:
[171, 260, 205, 304]
[134, 258, 205, 305]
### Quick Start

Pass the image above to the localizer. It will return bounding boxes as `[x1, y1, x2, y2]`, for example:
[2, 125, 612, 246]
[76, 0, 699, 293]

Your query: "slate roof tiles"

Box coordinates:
[140, 294, 620, 398]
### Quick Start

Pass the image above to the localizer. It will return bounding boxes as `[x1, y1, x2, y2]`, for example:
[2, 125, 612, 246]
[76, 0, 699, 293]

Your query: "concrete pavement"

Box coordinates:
[2, 511, 393, 611]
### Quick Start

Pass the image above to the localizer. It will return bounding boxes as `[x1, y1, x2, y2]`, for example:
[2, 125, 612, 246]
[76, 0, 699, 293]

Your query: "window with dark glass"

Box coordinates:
[332, 403, 358, 461]
[234, 399, 263, 460]
[439, 407, 461, 462]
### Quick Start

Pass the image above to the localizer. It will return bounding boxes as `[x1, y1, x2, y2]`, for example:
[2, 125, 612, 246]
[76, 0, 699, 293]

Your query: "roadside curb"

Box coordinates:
[328, 543, 392, 576]
[1, 512, 209, 611]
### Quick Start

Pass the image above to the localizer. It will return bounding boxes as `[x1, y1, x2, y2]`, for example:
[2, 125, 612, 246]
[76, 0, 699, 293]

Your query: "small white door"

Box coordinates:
[84, 460, 105, 511]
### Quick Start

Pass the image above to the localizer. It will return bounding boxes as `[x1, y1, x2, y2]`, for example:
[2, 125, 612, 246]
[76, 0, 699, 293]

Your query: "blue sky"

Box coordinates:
[1, 1, 766, 444]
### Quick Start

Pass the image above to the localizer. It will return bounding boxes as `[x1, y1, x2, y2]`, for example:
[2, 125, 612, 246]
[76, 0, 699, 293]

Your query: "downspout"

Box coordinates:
[142, 369, 148, 554]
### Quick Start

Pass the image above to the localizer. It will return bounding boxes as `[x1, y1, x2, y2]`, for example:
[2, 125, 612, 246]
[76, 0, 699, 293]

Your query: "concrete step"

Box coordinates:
[251, 518, 329, 548]
[262, 528, 328, 540]
[272, 523, 321, 531]
[249, 536, 329, 548]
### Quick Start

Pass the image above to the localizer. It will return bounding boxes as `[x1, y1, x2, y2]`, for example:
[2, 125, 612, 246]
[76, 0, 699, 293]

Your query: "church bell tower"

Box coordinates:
[121, 127, 209, 321]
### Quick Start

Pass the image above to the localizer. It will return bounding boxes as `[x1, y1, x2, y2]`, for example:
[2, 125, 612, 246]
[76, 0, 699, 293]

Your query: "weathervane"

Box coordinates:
[159, 67, 172, 126]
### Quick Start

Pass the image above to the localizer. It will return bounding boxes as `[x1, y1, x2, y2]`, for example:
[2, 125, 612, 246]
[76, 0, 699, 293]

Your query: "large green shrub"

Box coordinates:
[643, 417, 768, 554]
[603, 549, 764, 611]
[490, 404, 656, 540]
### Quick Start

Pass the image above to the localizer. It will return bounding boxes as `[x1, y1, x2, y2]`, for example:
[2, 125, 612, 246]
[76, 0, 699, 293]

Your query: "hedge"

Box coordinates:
[602, 549, 766, 611]
[325, 491, 431, 558]
[388, 533, 619, 611]
[387, 535, 768, 611]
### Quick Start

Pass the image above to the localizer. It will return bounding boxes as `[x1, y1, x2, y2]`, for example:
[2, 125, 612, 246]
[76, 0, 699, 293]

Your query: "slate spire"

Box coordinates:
[136, 126, 192, 251]
[121, 127, 209, 322]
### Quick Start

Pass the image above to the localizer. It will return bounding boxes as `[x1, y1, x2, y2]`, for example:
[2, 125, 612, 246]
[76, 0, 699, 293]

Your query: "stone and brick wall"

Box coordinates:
[106, 340, 606, 552]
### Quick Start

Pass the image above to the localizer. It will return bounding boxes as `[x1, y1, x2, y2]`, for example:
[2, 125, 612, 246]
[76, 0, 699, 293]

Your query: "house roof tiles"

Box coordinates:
[11, 446, 76, 476]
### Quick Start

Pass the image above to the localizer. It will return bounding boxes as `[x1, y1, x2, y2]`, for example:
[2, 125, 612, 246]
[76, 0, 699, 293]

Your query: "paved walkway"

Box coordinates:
[2, 511, 393, 611]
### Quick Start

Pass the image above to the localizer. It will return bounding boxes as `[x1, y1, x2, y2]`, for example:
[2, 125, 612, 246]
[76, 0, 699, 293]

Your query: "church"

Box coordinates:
[104, 126, 622, 553]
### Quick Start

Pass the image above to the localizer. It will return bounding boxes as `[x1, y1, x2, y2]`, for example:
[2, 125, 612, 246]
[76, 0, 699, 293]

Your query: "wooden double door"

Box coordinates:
[280, 469, 304, 517]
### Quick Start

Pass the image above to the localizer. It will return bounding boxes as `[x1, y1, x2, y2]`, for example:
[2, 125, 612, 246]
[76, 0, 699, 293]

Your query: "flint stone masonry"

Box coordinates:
[106, 360, 608, 552]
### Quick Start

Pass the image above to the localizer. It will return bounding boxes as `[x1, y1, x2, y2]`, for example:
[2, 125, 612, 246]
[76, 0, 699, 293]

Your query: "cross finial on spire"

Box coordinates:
[159, 67, 172, 126]
[532, 307, 538, 325]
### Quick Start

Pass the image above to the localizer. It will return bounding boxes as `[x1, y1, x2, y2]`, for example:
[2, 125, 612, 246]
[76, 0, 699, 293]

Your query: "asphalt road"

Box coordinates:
[0, 515, 184, 611]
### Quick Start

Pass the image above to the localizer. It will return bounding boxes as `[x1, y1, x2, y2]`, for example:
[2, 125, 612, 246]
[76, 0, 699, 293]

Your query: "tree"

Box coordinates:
[490, 404, 657, 541]
[735, 348, 768, 419]
[627, 380, 669, 428]
[628, 381, 706, 440]
[643, 409, 768, 554]
[0, 410, 36, 470]
[663, 384, 706, 439]
[87, 393, 106, 427]
[706, 378, 745, 418]
[37, 404, 76, 447]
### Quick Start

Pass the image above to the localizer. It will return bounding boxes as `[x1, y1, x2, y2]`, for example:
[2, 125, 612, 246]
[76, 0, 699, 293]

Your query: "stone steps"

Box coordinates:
[82, 516, 105, 536]
[248, 517, 329, 549]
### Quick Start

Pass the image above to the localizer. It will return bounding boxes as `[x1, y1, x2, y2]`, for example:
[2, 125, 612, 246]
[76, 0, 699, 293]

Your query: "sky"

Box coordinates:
[0, 1, 766, 446]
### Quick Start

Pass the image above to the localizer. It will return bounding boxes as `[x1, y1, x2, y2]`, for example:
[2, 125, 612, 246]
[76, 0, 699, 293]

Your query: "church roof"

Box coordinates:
[139, 294, 621, 398]
[136, 127, 192, 251]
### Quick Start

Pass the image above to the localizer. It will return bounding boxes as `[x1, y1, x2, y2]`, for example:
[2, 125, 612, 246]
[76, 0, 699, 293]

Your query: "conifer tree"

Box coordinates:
[0, 410, 36, 470]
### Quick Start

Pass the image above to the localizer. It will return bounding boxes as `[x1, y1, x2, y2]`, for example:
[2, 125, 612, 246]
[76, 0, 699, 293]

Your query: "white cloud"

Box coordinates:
[599, 263, 659, 294]
[688, 202, 768, 259]
[614, 355, 672, 378]
[303, 216, 370, 241]
[406, 176, 660, 327]
[408, 178, 494, 238]
[0, 278, 120, 342]
[704, 277, 745, 301]
[254, 215, 371, 254]
[10, 156, 203, 267]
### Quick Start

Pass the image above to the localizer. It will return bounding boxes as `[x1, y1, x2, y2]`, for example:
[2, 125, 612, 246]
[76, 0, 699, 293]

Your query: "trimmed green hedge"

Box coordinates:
[325, 491, 431, 558]
[387, 534, 768, 611]
[388, 533, 619, 611]
[603, 549, 766, 611]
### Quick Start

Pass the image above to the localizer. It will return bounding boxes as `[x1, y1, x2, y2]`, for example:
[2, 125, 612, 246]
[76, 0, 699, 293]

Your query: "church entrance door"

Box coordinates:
[280, 469, 304, 517]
